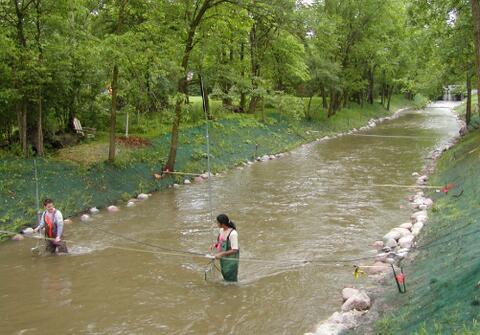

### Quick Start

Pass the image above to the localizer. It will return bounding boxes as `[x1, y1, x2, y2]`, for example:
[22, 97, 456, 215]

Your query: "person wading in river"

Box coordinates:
[210, 214, 239, 282]
[33, 198, 68, 254]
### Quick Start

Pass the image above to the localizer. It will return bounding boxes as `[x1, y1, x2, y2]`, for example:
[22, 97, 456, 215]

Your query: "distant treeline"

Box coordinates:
[0, 0, 479, 169]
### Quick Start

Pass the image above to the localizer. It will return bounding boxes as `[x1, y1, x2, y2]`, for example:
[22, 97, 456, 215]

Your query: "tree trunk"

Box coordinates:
[14, 0, 29, 157]
[238, 42, 246, 112]
[466, 71, 472, 125]
[165, 96, 182, 171]
[35, 0, 44, 156]
[108, 64, 119, 162]
[321, 85, 327, 109]
[471, 0, 480, 110]
[328, 89, 335, 117]
[367, 66, 375, 104]
[248, 22, 260, 114]
[36, 88, 44, 156]
[306, 95, 313, 120]
[108, 0, 127, 162]
[387, 84, 394, 111]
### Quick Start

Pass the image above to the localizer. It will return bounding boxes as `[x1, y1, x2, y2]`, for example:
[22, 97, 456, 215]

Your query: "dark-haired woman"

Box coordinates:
[210, 214, 239, 282]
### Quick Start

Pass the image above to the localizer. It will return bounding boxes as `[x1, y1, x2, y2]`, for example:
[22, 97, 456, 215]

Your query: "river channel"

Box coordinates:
[0, 103, 460, 334]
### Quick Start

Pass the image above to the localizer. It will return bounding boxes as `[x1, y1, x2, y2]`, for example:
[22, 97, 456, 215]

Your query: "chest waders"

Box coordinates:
[220, 230, 239, 282]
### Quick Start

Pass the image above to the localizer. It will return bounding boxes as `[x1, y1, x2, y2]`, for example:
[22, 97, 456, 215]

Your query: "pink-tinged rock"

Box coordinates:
[11, 234, 24, 241]
[64, 219, 73, 225]
[194, 176, 204, 183]
[398, 235, 414, 249]
[80, 214, 91, 222]
[341, 291, 371, 312]
[375, 253, 389, 263]
[126, 201, 135, 207]
[424, 198, 433, 207]
[107, 205, 119, 212]
[371, 240, 384, 249]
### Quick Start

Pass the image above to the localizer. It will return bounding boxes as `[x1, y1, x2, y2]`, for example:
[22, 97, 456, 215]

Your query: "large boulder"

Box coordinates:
[22, 227, 34, 235]
[107, 205, 119, 212]
[398, 235, 414, 249]
[383, 230, 402, 242]
[137, 193, 149, 200]
[385, 238, 398, 248]
[80, 214, 91, 222]
[11, 234, 24, 241]
[399, 222, 413, 230]
[341, 291, 371, 312]
[342, 288, 360, 302]
[305, 310, 366, 335]
[392, 227, 411, 238]
[89, 207, 100, 215]
[411, 210, 427, 223]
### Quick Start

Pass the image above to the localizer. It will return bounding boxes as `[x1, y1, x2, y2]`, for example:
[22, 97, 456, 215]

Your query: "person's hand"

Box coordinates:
[205, 254, 215, 260]
[33, 227, 39, 233]
[214, 253, 223, 259]
[55, 236, 61, 243]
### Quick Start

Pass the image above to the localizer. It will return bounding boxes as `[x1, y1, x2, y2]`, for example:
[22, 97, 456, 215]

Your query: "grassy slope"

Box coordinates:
[371, 102, 480, 335]
[0, 96, 414, 235]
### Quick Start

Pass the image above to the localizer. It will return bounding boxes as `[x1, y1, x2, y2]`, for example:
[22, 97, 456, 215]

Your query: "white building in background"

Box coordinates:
[443, 85, 464, 101]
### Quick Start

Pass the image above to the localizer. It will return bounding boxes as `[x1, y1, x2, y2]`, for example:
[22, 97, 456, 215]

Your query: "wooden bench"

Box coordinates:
[73, 117, 96, 139]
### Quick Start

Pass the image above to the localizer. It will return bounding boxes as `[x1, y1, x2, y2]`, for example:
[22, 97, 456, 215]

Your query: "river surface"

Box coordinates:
[0, 102, 460, 335]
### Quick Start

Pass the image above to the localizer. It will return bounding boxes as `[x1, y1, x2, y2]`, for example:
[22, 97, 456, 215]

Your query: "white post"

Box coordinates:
[125, 111, 129, 137]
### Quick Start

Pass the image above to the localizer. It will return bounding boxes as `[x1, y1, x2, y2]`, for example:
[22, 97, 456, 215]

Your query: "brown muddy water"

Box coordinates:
[0, 103, 460, 335]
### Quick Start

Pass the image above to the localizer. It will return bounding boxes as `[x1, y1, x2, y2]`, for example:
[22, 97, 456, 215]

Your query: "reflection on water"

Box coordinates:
[0, 105, 460, 334]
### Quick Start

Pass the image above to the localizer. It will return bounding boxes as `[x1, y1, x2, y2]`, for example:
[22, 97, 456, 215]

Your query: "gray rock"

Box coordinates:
[22, 227, 34, 235]
[89, 207, 100, 215]
[383, 230, 402, 242]
[107, 205, 119, 212]
[137, 193, 149, 200]
[385, 238, 398, 248]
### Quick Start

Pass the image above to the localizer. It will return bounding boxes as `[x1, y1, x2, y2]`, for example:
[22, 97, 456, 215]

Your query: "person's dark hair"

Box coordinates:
[217, 213, 236, 230]
[43, 198, 54, 206]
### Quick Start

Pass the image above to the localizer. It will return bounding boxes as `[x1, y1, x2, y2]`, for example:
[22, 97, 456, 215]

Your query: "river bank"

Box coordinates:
[0, 96, 419, 236]
[334, 101, 479, 335]
[304, 101, 468, 335]
[367, 104, 480, 334]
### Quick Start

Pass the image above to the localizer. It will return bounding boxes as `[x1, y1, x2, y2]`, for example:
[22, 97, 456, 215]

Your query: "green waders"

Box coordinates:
[220, 232, 239, 282]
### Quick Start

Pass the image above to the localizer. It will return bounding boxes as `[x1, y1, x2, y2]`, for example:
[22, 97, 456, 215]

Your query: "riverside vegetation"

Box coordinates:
[0, 95, 422, 235]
